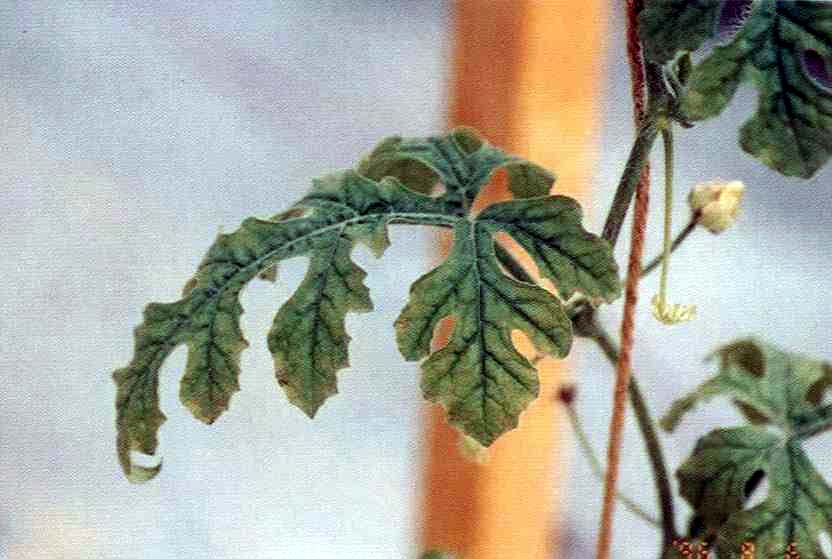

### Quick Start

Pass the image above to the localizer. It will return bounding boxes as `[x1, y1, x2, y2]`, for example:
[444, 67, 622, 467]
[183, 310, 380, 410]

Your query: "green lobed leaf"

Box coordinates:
[477, 197, 620, 304]
[662, 339, 832, 432]
[393, 195, 617, 445]
[676, 426, 778, 530]
[267, 237, 372, 417]
[357, 127, 555, 209]
[680, 1, 832, 178]
[113, 129, 598, 479]
[113, 170, 457, 481]
[396, 214, 578, 445]
[639, 0, 723, 64]
[717, 443, 832, 559]
[667, 339, 832, 556]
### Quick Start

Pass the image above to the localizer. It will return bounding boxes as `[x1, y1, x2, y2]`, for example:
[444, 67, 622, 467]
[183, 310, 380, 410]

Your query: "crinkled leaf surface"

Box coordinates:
[357, 128, 555, 208]
[113, 128, 610, 481]
[478, 197, 620, 304]
[677, 0, 832, 178]
[267, 236, 372, 417]
[395, 196, 618, 445]
[676, 426, 778, 530]
[114, 170, 456, 481]
[395, 220, 571, 446]
[639, 0, 724, 64]
[666, 339, 832, 557]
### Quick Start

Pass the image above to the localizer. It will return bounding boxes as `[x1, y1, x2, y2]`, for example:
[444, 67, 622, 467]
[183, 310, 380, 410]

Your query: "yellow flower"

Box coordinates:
[688, 180, 745, 234]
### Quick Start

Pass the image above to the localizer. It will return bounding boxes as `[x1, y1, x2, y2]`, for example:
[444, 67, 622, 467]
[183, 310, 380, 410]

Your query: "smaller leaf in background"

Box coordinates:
[357, 128, 555, 209]
[668, 339, 832, 558]
[661, 338, 832, 432]
[680, 1, 832, 178]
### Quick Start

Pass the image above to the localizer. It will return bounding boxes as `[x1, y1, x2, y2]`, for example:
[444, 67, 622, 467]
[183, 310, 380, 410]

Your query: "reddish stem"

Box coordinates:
[595, 1, 651, 558]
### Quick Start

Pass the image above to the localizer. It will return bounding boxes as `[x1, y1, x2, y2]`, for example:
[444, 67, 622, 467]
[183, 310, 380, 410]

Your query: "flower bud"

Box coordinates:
[688, 180, 745, 234]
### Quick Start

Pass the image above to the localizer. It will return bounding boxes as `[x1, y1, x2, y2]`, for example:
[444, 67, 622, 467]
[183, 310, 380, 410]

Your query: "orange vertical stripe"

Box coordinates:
[419, 2, 608, 559]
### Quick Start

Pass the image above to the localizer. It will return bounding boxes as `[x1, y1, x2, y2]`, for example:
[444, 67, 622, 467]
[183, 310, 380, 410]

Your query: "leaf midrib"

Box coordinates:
[127, 209, 460, 403]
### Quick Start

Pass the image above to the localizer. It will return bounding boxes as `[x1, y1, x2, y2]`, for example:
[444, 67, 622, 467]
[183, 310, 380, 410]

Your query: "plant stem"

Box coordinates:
[601, 116, 659, 248]
[563, 402, 660, 527]
[493, 230, 680, 547]
[641, 216, 698, 277]
[597, 1, 658, 556]
[589, 321, 678, 549]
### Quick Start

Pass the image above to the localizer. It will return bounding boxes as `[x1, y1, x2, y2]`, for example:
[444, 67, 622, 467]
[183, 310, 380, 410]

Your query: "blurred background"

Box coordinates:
[1, 2, 831, 558]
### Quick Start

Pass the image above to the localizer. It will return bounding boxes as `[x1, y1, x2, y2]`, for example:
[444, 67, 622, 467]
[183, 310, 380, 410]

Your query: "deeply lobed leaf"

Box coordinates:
[395, 220, 571, 446]
[668, 340, 832, 557]
[358, 128, 555, 208]
[113, 128, 615, 480]
[668, 0, 832, 178]
[717, 443, 832, 559]
[662, 338, 832, 432]
[114, 171, 456, 481]
[395, 196, 618, 445]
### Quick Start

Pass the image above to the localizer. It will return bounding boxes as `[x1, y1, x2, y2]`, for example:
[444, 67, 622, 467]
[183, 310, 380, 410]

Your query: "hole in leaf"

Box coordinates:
[510, 329, 538, 363]
[430, 315, 456, 351]
[469, 168, 510, 215]
[743, 469, 765, 498]
[803, 49, 832, 93]
[432, 181, 447, 198]
[744, 473, 769, 509]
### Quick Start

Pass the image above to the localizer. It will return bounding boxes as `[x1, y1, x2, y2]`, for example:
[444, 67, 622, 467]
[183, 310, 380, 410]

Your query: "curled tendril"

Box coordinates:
[651, 295, 696, 325]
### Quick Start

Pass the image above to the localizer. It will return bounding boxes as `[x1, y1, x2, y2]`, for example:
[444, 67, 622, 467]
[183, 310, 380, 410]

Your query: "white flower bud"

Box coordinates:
[688, 180, 745, 234]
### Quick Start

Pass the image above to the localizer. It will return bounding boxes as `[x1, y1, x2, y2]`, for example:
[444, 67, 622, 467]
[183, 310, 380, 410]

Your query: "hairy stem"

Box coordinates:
[597, 1, 656, 557]
[601, 117, 659, 248]
[564, 402, 660, 527]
